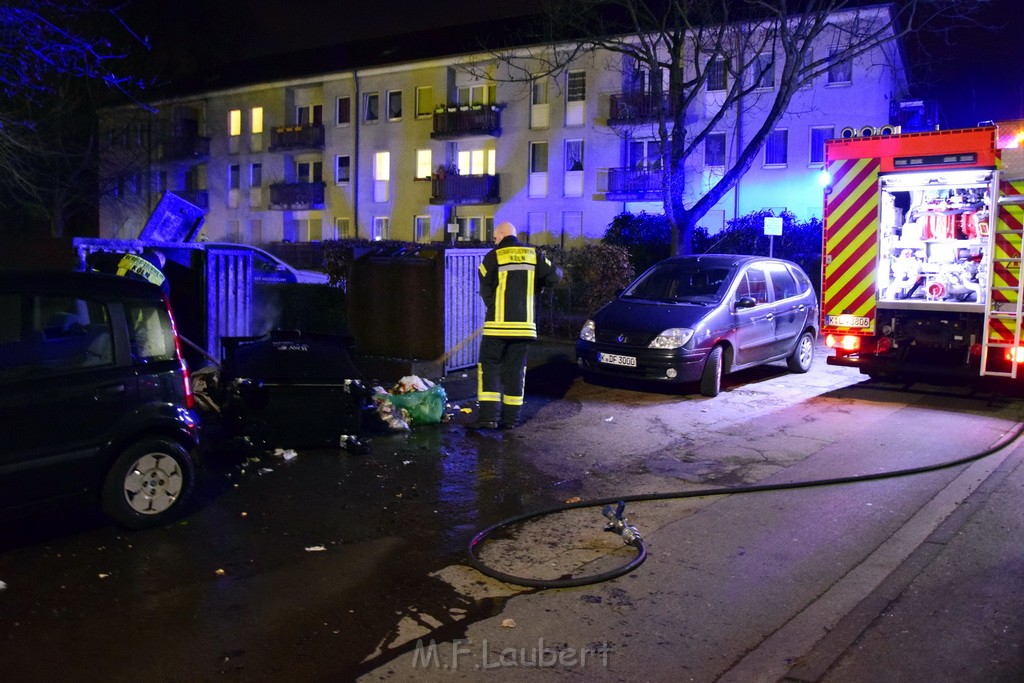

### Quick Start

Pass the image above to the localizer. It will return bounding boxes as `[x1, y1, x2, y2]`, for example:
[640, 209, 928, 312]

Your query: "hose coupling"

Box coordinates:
[602, 501, 643, 547]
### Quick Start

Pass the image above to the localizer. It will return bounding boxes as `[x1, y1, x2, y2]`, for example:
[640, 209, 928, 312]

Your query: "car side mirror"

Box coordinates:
[736, 296, 757, 309]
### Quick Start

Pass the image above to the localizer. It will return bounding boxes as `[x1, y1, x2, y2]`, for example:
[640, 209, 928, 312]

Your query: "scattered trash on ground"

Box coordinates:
[272, 448, 298, 461]
[373, 375, 449, 429]
[304, 545, 327, 552]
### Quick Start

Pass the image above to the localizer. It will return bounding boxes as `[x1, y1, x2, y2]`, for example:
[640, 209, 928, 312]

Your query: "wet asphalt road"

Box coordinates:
[2, 347, 1024, 681]
[0, 360, 583, 681]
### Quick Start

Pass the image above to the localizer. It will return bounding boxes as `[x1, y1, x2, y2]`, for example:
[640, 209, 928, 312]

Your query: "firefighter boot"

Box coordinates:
[467, 402, 499, 431]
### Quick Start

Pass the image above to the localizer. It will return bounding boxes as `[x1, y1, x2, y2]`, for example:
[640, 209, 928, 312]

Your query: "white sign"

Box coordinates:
[764, 216, 783, 236]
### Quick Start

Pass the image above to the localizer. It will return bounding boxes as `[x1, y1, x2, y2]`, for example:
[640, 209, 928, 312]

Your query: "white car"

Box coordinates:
[204, 243, 330, 285]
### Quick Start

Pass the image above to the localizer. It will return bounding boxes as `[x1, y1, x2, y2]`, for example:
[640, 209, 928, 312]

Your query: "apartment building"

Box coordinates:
[97, 10, 907, 247]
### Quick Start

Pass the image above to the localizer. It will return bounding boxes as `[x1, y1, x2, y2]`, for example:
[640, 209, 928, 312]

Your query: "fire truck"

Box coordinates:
[821, 124, 1024, 382]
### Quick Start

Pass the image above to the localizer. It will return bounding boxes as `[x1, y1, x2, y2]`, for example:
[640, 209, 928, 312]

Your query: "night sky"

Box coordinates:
[120, 0, 1023, 128]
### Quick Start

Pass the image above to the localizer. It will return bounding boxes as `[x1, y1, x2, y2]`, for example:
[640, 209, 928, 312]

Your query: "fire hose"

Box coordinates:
[467, 419, 1024, 589]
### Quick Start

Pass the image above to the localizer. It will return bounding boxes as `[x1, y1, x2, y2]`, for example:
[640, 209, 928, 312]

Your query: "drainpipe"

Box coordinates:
[353, 70, 360, 238]
[733, 90, 742, 221]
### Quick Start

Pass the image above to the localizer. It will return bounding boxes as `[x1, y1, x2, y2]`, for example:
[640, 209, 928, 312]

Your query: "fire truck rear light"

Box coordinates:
[1005, 347, 1024, 364]
[877, 336, 893, 353]
[840, 335, 860, 351]
[970, 343, 982, 358]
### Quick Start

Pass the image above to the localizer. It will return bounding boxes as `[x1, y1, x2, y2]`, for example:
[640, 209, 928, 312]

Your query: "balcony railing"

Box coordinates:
[431, 106, 502, 139]
[606, 168, 664, 200]
[430, 174, 500, 205]
[269, 124, 325, 151]
[268, 181, 326, 210]
[608, 93, 666, 125]
[175, 189, 209, 210]
[159, 135, 210, 162]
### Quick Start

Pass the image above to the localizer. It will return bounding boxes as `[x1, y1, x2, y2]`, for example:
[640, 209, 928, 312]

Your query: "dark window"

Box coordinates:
[707, 58, 727, 91]
[337, 97, 351, 125]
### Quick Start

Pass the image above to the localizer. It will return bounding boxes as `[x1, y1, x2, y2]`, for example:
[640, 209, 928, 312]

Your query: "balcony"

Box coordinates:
[159, 135, 210, 162]
[431, 105, 502, 140]
[268, 181, 325, 210]
[608, 93, 666, 126]
[605, 168, 664, 201]
[269, 124, 325, 152]
[430, 174, 500, 205]
[175, 189, 209, 210]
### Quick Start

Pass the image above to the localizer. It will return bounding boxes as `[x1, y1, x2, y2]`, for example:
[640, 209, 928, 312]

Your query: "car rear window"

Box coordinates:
[125, 302, 176, 364]
[0, 293, 114, 380]
[766, 262, 800, 300]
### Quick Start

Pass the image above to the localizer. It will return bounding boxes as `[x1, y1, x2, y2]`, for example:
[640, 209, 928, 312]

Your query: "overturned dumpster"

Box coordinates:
[219, 330, 374, 449]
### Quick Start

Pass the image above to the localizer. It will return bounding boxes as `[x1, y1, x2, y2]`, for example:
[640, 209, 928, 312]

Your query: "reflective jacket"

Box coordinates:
[478, 236, 562, 338]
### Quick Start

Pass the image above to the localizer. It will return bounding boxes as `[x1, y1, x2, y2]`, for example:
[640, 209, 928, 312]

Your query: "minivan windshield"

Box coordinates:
[622, 263, 736, 304]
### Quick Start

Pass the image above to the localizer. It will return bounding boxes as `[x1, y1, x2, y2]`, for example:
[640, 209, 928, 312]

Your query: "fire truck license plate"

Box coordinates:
[599, 352, 637, 367]
[827, 314, 871, 328]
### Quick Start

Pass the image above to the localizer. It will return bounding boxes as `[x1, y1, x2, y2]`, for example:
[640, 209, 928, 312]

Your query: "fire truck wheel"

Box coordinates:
[700, 346, 723, 397]
[786, 331, 815, 373]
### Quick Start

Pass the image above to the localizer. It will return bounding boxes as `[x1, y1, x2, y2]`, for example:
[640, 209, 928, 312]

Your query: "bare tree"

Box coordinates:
[0, 0, 145, 236]
[486, 0, 980, 255]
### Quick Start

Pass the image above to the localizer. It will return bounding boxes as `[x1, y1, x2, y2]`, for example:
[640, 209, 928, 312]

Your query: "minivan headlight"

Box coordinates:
[649, 328, 694, 349]
[579, 319, 596, 342]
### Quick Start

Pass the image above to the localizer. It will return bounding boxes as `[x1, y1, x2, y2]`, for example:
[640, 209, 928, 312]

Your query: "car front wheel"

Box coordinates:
[786, 331, 815, 373]
[102, 438, 196, 530]
[700, 346, 723, 397]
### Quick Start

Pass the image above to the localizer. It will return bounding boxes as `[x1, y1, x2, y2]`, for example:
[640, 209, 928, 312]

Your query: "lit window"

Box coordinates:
[374, 152, 390, 181]
[229, 109, 241, 136]
[251, 107, 263, 134]
[416, 149, 432, 179]
[415, 87, 433, 118]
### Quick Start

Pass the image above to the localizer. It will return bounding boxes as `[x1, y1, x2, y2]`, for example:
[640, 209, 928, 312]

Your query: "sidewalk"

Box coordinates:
[787, 436, 1024, 682]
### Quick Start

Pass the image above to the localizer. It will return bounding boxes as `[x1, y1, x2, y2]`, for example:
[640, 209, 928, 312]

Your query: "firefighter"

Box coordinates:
[469, 221, 562, 431]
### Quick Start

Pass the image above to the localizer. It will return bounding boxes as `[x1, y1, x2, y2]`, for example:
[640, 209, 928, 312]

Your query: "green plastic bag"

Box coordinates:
[380, 384, 448, 425]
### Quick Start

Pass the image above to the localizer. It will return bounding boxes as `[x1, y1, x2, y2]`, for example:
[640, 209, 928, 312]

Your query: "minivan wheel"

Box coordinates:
[102, 438, 196, 530]
[700, 346, 723, 397]
[786, 331, 815, 373]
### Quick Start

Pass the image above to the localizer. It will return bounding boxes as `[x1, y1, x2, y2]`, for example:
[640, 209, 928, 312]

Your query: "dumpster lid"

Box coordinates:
[222, 330, 360, 382]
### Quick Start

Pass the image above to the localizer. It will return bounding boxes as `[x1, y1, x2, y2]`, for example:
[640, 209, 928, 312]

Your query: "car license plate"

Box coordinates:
[827, 314, 871, 328]
[599, 352, 637, 367]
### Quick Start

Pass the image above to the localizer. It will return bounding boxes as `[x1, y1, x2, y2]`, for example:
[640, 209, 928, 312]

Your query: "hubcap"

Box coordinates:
[123, 453, 183, 515]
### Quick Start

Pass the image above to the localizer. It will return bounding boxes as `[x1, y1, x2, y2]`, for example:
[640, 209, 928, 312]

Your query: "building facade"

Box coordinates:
[98, 9, 908, 247]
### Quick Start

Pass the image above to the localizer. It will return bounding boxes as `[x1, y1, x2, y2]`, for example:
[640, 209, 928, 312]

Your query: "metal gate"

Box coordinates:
[443, 249, 487, 372]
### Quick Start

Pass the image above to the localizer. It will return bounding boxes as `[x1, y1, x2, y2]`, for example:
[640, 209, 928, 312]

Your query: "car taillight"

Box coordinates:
[165, 297, 195, 410]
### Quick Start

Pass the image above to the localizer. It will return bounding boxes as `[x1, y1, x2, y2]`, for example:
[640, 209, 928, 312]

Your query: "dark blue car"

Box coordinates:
[576, 254, 819, 396]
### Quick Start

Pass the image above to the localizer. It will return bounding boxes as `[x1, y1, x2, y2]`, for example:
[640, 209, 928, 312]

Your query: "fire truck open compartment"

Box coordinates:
[876, 168, 996, 313]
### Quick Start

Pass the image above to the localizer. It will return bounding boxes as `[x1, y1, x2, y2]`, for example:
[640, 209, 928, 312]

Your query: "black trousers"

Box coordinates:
[476, 336, 531, 423]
